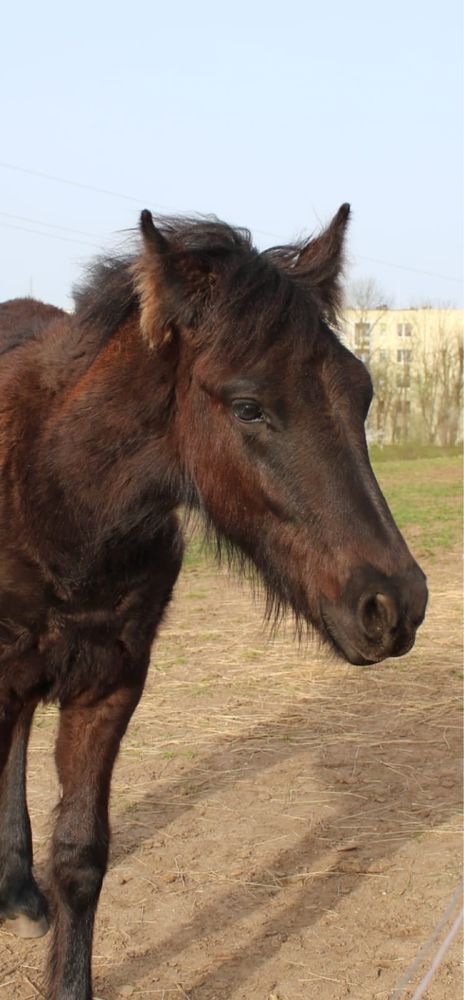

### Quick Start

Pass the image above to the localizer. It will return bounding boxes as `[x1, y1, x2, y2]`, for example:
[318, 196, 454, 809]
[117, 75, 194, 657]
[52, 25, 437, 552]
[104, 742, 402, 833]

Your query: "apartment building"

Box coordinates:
[340, 308, 463, 445]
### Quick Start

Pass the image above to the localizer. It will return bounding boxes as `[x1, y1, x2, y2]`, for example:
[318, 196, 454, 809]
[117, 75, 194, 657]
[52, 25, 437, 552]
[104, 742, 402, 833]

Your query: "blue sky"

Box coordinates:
[1, 0, 462, 308]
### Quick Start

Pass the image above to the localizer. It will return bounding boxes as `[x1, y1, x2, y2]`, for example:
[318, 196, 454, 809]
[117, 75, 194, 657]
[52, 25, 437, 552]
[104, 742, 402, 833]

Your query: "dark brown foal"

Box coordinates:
[0, 206, 427, 997]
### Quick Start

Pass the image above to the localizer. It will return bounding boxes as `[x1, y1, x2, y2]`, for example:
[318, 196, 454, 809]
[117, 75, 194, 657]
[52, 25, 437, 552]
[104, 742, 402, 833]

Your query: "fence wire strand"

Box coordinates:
[390, 880, 464, 1000]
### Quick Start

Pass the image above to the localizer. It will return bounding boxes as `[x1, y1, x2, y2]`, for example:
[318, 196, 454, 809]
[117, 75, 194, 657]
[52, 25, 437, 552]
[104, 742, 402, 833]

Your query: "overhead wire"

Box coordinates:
[0, 210, 103, 240]
[0, 161, 461, 283]
[0, 221, 101, 249]
[0, 160, 161, 208]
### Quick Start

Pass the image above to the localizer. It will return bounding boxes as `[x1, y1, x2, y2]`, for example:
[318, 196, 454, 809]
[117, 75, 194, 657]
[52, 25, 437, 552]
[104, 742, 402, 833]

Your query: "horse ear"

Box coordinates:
[132, 210, 180, 347]
[296, 203, 350, 322]
[133, 210, 212, 347]
[139, 208, 171, 257]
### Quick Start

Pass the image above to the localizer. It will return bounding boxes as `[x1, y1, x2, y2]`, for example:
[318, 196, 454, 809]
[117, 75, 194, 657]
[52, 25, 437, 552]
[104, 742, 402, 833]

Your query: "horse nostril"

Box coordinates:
[375, 592, 399, 630]
[359, 591, 398, 639]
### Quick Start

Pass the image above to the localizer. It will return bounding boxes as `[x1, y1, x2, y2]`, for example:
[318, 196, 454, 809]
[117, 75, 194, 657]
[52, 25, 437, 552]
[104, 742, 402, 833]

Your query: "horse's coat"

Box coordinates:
[0, 206, 427, 998]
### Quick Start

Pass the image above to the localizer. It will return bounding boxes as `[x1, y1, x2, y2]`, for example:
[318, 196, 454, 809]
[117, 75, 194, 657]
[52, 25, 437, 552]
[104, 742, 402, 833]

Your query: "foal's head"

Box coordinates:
[133, 206, 427, 665]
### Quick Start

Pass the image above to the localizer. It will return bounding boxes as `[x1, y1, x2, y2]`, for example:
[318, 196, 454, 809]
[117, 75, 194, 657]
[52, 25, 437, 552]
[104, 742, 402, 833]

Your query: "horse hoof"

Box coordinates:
[3, 913, 49, 938]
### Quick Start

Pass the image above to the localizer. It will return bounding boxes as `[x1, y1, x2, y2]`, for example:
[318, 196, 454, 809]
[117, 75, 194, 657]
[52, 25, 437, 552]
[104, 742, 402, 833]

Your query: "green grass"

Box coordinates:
[369, 443, 462, 463]
[182, 534, 209, 569]
[372, 455, 462, 558]
[182, 452, 462, 568]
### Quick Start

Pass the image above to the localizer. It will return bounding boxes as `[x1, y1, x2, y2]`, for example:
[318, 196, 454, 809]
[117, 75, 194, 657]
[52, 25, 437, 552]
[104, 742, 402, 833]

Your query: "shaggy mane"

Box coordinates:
[72, 215, 331, 359]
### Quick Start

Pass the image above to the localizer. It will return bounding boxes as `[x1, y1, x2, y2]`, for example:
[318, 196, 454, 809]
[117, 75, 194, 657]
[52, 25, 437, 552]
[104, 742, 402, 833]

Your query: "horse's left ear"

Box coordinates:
[296, 203, 350, 323]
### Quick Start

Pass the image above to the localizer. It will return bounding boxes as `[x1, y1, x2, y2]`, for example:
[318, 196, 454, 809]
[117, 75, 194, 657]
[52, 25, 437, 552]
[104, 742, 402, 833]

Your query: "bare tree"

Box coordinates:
[365, 348, 413, 444]
[366, 349, 397, 444]
[347, 277, 392, 311]
[346, 291, 462, 446]
[346, 278, 397, 443]
[346, 279, 393, 372]
[413, 318, 463, 445]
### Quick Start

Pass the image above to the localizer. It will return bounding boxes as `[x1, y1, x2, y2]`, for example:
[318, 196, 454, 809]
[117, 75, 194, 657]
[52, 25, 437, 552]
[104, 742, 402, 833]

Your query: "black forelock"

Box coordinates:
[72, 214, 323, 357]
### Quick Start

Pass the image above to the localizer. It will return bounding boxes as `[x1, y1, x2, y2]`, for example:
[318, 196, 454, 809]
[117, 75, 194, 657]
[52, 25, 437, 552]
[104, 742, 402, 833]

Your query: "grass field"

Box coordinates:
[372, 453, 462, 557]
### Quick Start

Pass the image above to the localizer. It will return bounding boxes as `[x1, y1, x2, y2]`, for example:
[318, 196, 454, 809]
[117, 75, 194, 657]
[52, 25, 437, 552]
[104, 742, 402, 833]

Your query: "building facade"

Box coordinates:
[340, 308, 463, 445]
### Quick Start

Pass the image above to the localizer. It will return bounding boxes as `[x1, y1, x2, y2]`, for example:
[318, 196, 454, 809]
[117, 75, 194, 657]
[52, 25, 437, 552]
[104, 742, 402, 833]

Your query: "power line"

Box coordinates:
[0, 211, 103, 240]
[0, 221, 101, 249]
[0, 160, 171, 210]
[353, 254, 461, 284]
[0, 161, 461, 284]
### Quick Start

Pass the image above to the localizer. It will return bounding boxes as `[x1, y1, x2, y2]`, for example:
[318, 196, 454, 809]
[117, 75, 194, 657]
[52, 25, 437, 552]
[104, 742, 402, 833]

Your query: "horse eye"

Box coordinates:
[232, 400, 265, 423]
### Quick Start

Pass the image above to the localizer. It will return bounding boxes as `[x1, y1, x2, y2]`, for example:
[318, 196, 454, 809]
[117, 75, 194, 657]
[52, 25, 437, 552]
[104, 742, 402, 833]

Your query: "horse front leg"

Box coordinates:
[48, 674, 147, 1000]
[0, 693, 49, 937]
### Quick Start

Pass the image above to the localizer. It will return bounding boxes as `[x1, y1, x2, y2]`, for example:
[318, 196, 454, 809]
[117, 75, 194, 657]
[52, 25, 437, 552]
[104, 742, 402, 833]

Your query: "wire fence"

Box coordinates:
[390, 880, 463, 999]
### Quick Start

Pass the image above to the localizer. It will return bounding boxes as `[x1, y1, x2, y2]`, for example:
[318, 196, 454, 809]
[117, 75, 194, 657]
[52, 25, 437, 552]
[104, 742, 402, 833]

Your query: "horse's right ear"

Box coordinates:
[140, 209, 170, 258]
[134, 210, 212, 347]
[132, 210, 180, 347]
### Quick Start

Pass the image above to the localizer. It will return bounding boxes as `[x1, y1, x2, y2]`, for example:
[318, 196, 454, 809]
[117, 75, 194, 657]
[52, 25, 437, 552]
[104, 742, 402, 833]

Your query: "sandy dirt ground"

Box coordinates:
[0, 547, 462, 1000]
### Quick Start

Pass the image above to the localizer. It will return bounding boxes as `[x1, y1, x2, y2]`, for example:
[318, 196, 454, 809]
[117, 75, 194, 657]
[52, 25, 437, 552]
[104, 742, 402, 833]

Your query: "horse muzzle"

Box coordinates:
[320, 562, 428, 665]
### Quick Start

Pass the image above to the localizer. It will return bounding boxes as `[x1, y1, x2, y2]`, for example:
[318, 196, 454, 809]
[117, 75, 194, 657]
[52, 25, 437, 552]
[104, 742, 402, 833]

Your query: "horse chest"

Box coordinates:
[0, 549, 151, 700]
[0, 595, 149, 705]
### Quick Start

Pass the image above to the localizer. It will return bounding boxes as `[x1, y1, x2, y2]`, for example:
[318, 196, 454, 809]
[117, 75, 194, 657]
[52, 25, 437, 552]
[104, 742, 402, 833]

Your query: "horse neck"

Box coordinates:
[47, 318, 182, 545]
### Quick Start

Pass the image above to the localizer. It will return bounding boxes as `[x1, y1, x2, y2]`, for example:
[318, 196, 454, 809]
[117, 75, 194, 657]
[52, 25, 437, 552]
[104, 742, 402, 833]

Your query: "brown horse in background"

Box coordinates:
[0, 205, 427, 998]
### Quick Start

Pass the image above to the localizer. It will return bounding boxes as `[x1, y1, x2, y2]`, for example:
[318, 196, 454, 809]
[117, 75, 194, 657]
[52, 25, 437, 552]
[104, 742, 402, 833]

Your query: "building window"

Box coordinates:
[398, 323, 412, 337]
[355, 322, 371, 349]
[397, 349, 412, 363]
